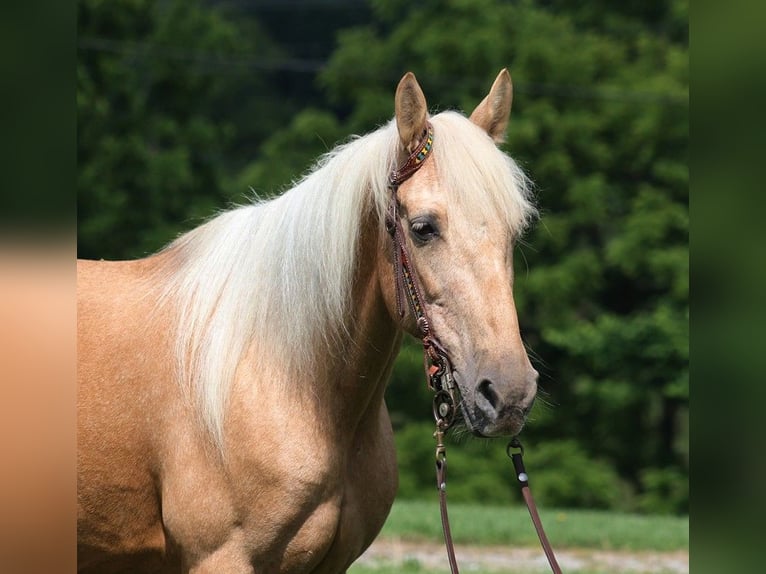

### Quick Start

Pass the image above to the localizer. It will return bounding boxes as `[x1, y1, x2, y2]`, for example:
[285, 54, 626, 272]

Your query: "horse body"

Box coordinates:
[78, 230, 401, 573]
[78, 71, 538, 572]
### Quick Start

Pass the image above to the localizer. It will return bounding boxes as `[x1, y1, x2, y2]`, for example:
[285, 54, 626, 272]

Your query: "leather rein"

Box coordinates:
[386, 122, 563, 574]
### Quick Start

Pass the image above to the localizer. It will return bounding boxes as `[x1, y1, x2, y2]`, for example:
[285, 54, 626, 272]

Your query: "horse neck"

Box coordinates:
[314, 215, 402, 432]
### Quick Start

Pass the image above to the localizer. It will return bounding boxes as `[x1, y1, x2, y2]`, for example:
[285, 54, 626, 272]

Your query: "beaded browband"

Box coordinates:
[389, 123, 434, 187]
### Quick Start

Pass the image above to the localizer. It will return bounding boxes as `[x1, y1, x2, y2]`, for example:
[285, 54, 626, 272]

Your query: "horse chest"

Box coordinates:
[257, 422, 398, 571]
[152, 403, 397, 573]
[270, 441, 398, 573]
[311, 416, 400, 572]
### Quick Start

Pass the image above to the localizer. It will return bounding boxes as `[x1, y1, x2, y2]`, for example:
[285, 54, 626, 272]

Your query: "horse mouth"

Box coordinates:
[463, 404, 527, 437]
[451, 370, 528, 437]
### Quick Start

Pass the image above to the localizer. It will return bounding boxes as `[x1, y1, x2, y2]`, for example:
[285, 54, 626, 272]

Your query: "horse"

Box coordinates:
[77, 69, 539, 573]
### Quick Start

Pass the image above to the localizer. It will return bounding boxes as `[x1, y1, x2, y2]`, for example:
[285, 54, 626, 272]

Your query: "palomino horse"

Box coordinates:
[78, 70, 539, 573]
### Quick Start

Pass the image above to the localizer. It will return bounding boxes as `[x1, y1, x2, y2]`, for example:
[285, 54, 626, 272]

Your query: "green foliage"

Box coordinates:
[396, 427, 629, 510]
[395, 422, 518, 505]
[224, 109, 345, 201]
[77, 0, 286, 259]
[637, 466, 689, 514]
[379, 499, 689, 551]
[521, 440, 630, 510]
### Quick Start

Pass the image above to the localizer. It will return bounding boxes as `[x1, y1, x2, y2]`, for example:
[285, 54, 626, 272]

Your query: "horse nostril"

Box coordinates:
[477, 379, 498, 411]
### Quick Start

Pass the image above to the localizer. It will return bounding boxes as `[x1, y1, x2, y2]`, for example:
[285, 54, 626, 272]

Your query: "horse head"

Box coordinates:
[381, 70, 538, 437]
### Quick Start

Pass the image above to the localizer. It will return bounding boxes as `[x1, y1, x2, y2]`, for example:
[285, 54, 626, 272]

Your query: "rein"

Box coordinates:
[386, 123, 563, 574]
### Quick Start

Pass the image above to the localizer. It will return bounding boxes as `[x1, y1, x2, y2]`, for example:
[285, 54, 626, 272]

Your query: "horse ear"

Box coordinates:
[469, 68, 513, 143]
[395, 72, 429, 153]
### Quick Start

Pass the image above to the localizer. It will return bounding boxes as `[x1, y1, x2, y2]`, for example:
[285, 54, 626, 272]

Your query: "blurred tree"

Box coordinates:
[77, 0, 287, 259]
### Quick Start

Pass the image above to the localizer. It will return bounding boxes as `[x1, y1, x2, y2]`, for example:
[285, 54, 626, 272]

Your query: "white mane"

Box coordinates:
[159, 111, 536, 448]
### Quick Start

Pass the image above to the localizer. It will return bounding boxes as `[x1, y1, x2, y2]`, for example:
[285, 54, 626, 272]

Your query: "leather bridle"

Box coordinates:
[386, 122, 563, 574]
[385, 122, 460, 434]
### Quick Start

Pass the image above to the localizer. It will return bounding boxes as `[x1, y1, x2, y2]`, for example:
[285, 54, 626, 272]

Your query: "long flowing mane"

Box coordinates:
[159, 111, 536, 448]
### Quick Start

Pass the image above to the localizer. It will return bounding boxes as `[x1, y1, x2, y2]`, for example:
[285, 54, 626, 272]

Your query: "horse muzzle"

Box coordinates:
[456, 369, 538, 437]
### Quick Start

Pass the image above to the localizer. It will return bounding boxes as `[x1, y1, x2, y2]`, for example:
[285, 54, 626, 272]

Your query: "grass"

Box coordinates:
[375, 499, 688, 552]
[348, 500, 688, 573]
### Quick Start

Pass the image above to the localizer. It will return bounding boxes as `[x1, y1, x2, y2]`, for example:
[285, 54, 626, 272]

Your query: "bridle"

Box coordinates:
[386, 122, 563, 574]
[385, 123, 460, 434]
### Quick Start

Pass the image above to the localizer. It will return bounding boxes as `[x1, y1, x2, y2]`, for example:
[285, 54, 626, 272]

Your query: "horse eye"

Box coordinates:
[410, 218, 439, 244]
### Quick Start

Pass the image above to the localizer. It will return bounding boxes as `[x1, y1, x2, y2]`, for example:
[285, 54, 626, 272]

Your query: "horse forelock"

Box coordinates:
[429, 112, 537, 236]
[158, 111, 535, 451]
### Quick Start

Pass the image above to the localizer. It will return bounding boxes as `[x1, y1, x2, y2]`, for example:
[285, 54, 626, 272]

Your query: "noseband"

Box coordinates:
[385, 123, 562, 574]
